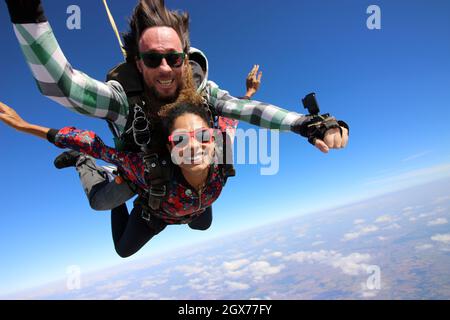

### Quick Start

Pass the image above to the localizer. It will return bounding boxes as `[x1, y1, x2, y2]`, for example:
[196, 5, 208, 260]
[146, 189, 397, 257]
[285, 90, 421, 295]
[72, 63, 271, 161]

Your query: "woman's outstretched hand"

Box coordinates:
[0, 101, 29, 131]
[0, 101, 49, 140]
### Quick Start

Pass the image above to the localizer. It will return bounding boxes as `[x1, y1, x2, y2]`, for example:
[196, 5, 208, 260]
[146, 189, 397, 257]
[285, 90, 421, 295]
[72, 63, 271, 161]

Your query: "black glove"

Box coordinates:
[294, 114, 349, 146]
[337, 120, 350, 135]
[5, 0, 47, 24]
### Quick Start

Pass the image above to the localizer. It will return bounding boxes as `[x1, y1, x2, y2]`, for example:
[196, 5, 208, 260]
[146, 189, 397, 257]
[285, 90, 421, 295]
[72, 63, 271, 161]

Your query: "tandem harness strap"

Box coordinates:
[130, 104, 173, 216]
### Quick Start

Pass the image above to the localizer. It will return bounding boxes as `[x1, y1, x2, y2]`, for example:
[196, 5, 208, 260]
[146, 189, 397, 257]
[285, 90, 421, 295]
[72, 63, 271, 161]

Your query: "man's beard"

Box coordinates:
[146, 84, 181, 104]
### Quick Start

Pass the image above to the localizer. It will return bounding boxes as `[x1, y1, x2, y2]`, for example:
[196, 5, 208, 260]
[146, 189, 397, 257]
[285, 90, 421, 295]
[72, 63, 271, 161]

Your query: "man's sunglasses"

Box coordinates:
[139, 51, 186, 69]
[168, 128, 215, 148]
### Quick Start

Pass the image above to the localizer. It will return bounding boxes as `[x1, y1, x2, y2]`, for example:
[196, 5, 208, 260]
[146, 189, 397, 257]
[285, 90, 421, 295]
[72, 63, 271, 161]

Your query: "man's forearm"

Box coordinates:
[5, 0, 129, 134]
[207, 81, 306, 132]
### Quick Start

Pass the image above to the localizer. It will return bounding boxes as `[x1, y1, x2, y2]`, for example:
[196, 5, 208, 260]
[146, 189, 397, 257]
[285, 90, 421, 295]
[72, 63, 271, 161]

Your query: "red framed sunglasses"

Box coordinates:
[168, 128, 215, 148]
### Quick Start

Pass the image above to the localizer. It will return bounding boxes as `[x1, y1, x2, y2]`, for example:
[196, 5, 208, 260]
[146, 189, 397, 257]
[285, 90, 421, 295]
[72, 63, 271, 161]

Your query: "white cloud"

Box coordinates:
[361, 291, 379, 298]
[415, 244, 433, 250]
[292, 225, 308, 238]
[402, 206, 424, 216]
[431, 233, 450, 244]
[223, 259, 285, 281]
[364, 163, 450, 188]
[343, 232, 361, 241]
[378, 236, 388, 241]
[434, 207, 447, 214]
[375, 215, 394, 223]
[275, 236, 287, 243]
[139, 292, 160, 299]
[427, 218, 448, 226]
[284, 250, 371, 276]
[329, 253, 372, 276]
[141, 278, 167, 288]
[360, 225, 379, 233]
[187, 278, 206, 291]
[247, 261, 285, 281]
[173, 264, 205, 276]
[354, 219, 365, 225]
[223, 259, 250, 272]
[433, 195, 450, 204]
[271, 251, 283, 258]
[96, 280, 130, 292]
[170, 285, 183, 291]
[383, 223, 401, 230]
[312, 241, 325, 246]
[343, 225, 379, 241]
[225, 281, 250, 291]
[402, 150, 432, 162]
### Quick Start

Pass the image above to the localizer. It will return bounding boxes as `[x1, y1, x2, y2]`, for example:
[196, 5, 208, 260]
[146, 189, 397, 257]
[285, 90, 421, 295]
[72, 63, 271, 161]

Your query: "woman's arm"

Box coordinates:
[50, 128, 146, 189]
[0, 101, 49, 139]
[0, 101, 147, 189]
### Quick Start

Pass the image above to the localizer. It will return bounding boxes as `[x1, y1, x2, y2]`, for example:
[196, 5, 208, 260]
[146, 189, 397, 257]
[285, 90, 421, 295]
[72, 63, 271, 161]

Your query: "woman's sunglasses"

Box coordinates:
[168, 128, 215, 148]
[139, 51, 186, 69]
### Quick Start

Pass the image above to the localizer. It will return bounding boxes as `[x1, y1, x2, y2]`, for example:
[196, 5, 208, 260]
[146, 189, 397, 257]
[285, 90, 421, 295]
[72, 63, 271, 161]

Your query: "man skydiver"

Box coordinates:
[4, 0, 349, 234]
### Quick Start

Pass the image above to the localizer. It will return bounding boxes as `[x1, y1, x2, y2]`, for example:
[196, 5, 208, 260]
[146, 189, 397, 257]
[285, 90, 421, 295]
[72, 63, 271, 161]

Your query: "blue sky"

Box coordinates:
[0, 0, 449, 296]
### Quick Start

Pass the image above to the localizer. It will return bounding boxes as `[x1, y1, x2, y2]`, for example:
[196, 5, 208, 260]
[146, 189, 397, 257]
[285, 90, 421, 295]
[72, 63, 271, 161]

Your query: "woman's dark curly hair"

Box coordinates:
[122, 0, 190, 63]
[159, 88, 212, 142]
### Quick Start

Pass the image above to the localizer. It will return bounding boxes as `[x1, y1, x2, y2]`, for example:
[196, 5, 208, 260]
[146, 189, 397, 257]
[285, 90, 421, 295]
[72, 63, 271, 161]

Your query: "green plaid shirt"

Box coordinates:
[13, 22, 306, 136]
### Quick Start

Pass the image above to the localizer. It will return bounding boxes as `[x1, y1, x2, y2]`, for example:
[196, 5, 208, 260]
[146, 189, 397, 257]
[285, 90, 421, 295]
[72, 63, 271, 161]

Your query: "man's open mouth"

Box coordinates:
[157, 79, 174, 88]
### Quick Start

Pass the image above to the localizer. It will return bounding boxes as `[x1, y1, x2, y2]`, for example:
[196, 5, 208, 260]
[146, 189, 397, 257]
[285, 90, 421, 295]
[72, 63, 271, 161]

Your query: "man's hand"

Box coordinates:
[245, 65, 263, 98]
[315, 126, 349, 153]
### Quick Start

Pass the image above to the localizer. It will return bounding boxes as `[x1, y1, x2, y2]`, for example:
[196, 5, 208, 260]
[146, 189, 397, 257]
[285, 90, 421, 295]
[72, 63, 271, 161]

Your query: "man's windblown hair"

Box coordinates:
[123, 0, 190, 63]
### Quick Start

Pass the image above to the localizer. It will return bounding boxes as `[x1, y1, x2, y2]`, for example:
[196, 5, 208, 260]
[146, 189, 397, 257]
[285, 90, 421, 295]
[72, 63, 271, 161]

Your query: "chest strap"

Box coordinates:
[142, 153, 173, 213]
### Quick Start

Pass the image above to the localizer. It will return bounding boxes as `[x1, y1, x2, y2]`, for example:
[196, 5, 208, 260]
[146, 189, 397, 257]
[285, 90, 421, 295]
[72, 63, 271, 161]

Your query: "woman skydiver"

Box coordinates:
[0, 90, 230, 258]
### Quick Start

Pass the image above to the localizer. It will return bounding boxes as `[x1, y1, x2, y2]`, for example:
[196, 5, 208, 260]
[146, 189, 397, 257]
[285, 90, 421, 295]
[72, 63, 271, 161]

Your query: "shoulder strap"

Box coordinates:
[106, 62, 143, 95]
[106, 62, 148, 152]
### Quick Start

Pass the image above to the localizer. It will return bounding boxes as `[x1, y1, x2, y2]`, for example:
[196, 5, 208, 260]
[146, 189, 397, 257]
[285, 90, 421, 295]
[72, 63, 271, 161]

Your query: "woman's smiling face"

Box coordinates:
[168, 113, 215, 173]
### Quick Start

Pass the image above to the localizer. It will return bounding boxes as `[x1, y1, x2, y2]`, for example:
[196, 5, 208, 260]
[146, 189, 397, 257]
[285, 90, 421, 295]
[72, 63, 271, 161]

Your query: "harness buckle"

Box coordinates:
[149, 185, 167, 197]
[141, 209, 151, 222]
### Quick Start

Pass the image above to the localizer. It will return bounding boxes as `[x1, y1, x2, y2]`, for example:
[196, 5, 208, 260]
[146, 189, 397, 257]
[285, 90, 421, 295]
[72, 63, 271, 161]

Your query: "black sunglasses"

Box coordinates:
[139, 51, 186, 69]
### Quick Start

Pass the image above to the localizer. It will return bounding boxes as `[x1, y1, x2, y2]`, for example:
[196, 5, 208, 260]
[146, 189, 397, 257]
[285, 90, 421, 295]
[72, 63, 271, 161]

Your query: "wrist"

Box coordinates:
[16, 121, 33, 132]
[246, 89, 256, 96]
